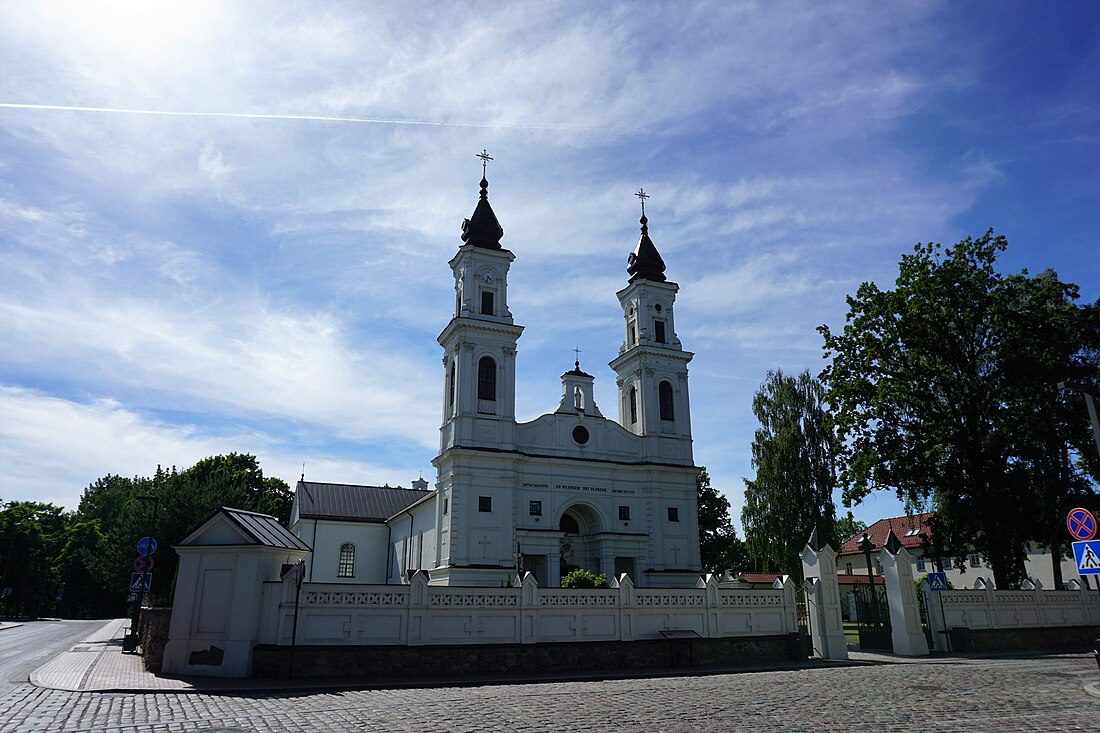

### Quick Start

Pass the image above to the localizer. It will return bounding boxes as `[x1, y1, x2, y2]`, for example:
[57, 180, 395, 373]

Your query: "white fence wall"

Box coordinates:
[258, 571, 799, 647]
[923, 580, 1100, 639]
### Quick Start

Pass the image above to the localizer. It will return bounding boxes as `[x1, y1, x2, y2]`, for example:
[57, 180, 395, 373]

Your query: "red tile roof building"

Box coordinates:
[839, 512, 932, 557]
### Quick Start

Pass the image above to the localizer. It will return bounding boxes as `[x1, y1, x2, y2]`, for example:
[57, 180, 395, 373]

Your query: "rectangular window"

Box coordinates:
[529, 500, 542, 516]
[481, 290, 494, 315]
[618, 505, 630, 521]
[478, 496, 492, 513]
[942, 556, 952, 570]
[443, 497, 449, 515]
[969, 552, 981, 568]
[875, 561, 883, 575]
[845, 562, 853, 575]
[654, 319, 666, 343]
[916, 556, 926, 572]
[667, 507, 679, 522]
[628, 321, 636, 346]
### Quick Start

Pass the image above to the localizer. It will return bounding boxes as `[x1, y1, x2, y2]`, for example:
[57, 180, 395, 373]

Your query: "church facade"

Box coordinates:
[291, 172, 702, 588]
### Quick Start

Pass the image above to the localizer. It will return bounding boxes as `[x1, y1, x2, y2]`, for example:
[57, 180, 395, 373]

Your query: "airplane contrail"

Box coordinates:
[0, 102, 594, 132]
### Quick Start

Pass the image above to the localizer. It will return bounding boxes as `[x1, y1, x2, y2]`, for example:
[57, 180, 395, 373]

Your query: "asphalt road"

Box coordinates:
[0, 619, 104, 696]
[0, 645, 1098, 732]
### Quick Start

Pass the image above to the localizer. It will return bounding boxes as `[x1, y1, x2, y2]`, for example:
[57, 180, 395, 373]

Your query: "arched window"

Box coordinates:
[659, 381, 675, 421]
[338, 543, 355, 578]
[477, 356, 497, 402]
[629, 386, 638, 424]
[448, 362, 456, 409]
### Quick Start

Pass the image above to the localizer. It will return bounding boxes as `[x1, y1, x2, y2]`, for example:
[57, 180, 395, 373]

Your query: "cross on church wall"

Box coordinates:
[670, 543, 680, 564]
[477, 535, 492, 558]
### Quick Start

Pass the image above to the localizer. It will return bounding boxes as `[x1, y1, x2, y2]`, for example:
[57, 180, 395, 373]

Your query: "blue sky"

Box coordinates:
[1, 1, 1097, 534]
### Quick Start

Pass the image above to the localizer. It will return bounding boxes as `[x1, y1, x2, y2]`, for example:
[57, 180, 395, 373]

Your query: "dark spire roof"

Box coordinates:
[806, 526, 826, 553]
[883, 529, 903, 555]
[626, 214, 666, 282]
[461, 177, 504, 249]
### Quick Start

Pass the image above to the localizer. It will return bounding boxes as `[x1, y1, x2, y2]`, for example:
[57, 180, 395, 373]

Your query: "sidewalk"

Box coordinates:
[31, 619, 198, 692]
[29, 618, 1100, 698]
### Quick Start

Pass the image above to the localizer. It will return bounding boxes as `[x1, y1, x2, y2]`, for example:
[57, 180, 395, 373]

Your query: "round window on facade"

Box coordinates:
[655, 303, 663, 312]
[572, 425, 590, 445]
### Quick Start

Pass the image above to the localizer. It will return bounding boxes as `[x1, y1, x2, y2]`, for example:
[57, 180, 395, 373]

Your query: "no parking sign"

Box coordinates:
[1067, 507, 1097, 541]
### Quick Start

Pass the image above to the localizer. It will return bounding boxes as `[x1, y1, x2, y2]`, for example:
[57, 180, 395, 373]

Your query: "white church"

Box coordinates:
[291, 168, 703, 589]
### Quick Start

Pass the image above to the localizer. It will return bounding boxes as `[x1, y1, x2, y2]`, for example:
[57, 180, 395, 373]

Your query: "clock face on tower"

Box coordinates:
[479, 268, 496, 284]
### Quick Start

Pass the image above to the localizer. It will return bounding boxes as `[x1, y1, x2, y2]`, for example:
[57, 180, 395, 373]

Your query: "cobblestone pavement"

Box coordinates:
[1, 653, 1098, 732]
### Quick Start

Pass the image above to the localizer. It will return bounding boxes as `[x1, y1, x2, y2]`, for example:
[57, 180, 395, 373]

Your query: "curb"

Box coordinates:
[68, 657, 867, 695]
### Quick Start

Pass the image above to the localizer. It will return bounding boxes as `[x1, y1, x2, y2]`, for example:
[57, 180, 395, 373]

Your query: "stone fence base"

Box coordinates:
[252, 634, 802, 679]
[960, 625, 1100, 653]
[137, 607, 172, 672]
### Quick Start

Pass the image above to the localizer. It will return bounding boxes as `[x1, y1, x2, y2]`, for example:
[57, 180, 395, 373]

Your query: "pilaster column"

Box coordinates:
[801, 528, 849, 660]
[880, 531, 929, 656]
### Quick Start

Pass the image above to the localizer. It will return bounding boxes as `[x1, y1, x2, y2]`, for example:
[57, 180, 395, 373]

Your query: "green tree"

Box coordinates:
[741, 369, 837, 582]
[834, 512, 867, 546]
[819, 231, 1098, 588]
[53, 518, 114, 618]
[73, 453, 293, 611]
[0, 502, 69, 618]
[696, 468, 747, 573]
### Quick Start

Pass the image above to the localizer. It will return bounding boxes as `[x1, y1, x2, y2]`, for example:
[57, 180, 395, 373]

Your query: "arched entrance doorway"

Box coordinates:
[558, 503, 604, 578]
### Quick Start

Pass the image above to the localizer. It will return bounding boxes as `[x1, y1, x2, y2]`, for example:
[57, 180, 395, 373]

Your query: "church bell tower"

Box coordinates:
[608, 190, 694, 462]
[437, 154, 524, 453]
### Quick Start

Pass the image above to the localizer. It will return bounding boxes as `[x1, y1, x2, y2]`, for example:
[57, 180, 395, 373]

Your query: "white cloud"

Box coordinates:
[1, 0, 1074, 534]
[0, 387, 423, 511]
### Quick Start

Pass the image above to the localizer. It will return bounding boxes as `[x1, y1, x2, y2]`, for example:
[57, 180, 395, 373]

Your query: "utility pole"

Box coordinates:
[1058, 381, 1100, 461]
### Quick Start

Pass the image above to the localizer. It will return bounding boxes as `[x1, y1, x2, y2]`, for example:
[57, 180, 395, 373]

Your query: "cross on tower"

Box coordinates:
[573, 346, 582, 369]
[635, 188, 649, 216]
[477, 149, 493, 178]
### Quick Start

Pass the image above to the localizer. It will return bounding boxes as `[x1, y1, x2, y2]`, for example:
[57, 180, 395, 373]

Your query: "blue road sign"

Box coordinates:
[1067, 507, 1097, 541]
[129, 572, 152, 592]
[927, 572, 949, 591]
[1072, 540, 1100, 576]
[136, 537, 157, 556]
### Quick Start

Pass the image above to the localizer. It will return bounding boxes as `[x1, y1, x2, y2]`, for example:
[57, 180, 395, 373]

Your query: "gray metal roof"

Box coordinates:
[296, 481, 432, 523]
[222, 507, 312, 551]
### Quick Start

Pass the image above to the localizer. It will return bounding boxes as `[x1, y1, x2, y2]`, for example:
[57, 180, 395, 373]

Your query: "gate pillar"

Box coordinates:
[880, 530, 929, 656]
[801, 528, 849, 660]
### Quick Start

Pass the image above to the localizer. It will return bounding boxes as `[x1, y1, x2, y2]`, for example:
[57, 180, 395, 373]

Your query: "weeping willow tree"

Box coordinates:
[741, 369, 837, 582]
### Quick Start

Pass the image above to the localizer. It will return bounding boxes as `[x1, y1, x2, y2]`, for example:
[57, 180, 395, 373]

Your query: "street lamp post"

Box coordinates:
[1058, 381, 1100, 597]
[858, 533, 878, 625]
[1058, 381, 1100, 461]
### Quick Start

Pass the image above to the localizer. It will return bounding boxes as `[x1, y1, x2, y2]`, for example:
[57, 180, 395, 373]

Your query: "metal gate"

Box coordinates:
[852, 582, 892, 651]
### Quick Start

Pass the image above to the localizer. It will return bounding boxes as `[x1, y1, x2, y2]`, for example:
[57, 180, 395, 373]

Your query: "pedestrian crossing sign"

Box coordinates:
[927, 572, 948, 591]
[1072, 541, 1100, 576]
[129, 572, 152, 592]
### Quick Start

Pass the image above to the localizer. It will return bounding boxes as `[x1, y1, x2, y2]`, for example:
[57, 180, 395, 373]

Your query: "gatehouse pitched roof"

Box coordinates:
[179, 507, 311, 551]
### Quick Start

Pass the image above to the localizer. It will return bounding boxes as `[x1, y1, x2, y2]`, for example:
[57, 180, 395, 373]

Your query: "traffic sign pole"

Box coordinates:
[129, 496, 159, 639]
